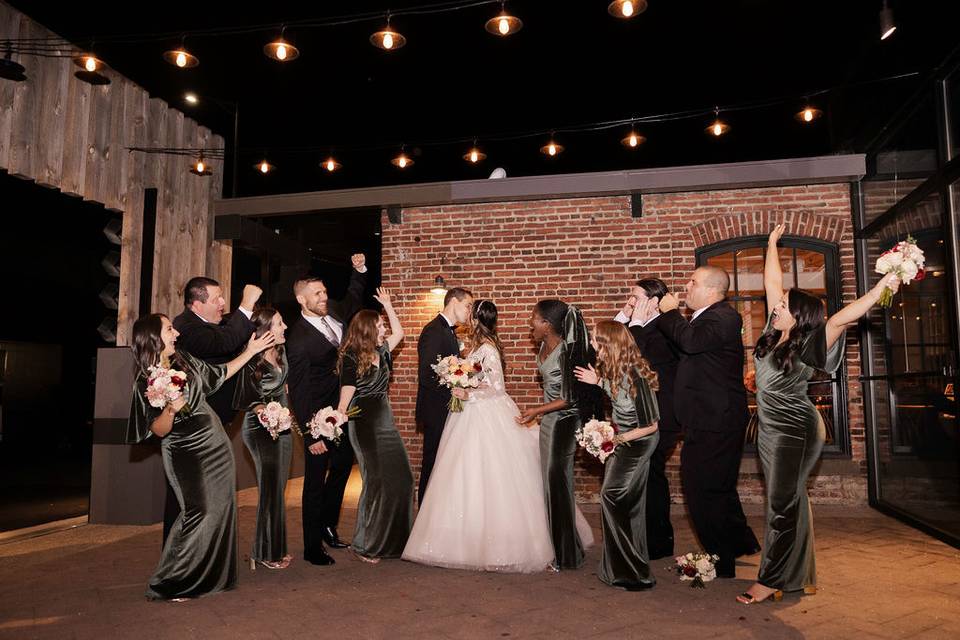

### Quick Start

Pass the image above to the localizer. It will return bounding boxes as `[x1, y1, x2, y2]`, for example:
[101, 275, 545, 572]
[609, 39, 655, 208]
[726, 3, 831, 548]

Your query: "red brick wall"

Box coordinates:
[382, 183, 869, 504]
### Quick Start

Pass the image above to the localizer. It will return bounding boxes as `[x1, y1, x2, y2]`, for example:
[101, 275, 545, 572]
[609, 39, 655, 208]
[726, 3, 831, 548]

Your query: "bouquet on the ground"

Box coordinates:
[256, 401, 294, 440]
[575, 418, 620, 463]
[304, 406, 360, 444]
[674, 552, 720, 588]
[145, 365, 188, 410]
[431, 355, 484, 412]
[875, 235, 926, 307]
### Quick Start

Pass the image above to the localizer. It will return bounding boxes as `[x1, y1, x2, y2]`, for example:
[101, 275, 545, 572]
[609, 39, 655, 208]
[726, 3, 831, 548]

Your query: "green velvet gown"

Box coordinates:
[598, 370, 660, 590]
[754, 322, 845, 592]
[537, 341, 585, 570]
[126, 351, 238, 600]
[341, 344, 414, 558]
[233, 350, 293, 564]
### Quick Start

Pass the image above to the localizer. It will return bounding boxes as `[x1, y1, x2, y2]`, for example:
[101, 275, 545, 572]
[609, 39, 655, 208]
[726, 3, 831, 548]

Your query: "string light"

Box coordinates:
[392, 149, 413, 168]
[254, 159, 275, 174]
[463, 141, 487, 163]
[706, 108, 729, 137]
[485, 2, 523, 36]
[323, 156, 342, 172]
[540, 136, 564, 157]
[621, 129, 646, 148]
[608, 0, 648, 19]
[184, 92, 199, 105]
[190, 154, 212, 176]
[371, 16, 407, 51]
[73, 53, 105, 72]
[163, 44, 199, 68]
[795, 104, 823, 123]
[264, 32, 300, 62]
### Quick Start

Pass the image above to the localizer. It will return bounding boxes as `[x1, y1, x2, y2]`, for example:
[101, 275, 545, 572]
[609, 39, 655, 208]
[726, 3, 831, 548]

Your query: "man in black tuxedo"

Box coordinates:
[615, 278, 682, 560]
[287, 254, 367, 565]
[415, 287, 473, 506]
[652, 266, 760, 578]
[168, 277, 262, 541]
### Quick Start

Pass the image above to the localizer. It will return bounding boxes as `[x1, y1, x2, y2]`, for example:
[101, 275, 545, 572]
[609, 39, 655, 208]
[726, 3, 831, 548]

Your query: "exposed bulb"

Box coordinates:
[628, 133, 638, 147]
[85, 56, 97, 72]
[498, 17, 510, 35]
[326, 159, 336, 172]
[260, 161, 269, 174]
[196, 161, 205, 173]
[176, 52, 187, 68]
[276, 44, 287, 60]
[713, 123, 723, 136]
[383, 33, 394, 50]
[622, 1, 635, 17]
[548, 143, 557, 156]
[470, 150, 479, 163]
[803, 108, 814, 122]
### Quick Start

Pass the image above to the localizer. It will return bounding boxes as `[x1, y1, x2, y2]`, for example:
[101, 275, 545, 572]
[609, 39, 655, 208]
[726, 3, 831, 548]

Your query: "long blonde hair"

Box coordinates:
[593, 320, 659, 395]
[336, 310, 380, 378]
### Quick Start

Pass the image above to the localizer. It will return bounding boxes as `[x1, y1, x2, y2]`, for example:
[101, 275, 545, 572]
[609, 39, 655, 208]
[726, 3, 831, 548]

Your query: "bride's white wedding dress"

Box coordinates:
[402, 342, 593, 573]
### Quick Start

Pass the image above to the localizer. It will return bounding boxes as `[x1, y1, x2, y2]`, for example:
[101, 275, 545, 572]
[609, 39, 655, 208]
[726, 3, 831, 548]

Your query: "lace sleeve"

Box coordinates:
[467, 344, 505, 402]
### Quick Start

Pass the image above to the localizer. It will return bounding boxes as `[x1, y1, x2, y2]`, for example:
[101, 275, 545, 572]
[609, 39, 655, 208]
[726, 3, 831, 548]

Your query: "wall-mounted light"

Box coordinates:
[430, 275, 447, 295]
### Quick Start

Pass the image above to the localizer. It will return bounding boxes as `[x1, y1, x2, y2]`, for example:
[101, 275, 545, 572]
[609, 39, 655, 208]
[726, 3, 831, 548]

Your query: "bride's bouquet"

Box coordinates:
[256, 401, 294, 440]
[575, 418, 620, 463]
[674, 552, 720, 588]
[303, 406, 359, 444]
[145, 365, 188, 410]
[875, 235, 925, 307]
[431, 355, 484, 412]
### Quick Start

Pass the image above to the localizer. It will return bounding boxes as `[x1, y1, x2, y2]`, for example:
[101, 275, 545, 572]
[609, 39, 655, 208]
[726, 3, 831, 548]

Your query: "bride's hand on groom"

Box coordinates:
[516, 408, 539, 426]
[574, 364, 599, 386]
[451, 388, 469, 400]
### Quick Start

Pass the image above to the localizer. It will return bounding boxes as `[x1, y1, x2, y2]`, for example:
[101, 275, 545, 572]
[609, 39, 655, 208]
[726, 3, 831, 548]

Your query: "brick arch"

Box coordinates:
[689, 211, 848, 248]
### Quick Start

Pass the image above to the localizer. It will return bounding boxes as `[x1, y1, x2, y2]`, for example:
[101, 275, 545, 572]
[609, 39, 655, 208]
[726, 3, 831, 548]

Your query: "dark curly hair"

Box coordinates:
[754, 288, 825, 374]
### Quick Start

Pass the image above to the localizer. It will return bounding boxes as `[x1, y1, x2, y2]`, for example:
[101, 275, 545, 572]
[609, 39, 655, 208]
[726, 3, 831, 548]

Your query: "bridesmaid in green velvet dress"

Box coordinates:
[738, 225, 902, 604]
[517, 300, 590, 571]
[336, 288, 414, 563]
[126, 313, 274, 601]
[233, 306, 293, 570]
[575, 320, 660, 591]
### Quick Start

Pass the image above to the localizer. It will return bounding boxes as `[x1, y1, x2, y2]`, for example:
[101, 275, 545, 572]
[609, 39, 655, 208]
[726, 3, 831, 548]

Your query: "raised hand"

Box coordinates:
[373, 287, 394, 310]
[574, 364, 600, 386]
[768, 223, 786, 246]
[659, 292, 680, 313]
[351, 253, 366, 271]
[878, 272, 902, 296]
[241, 284, 263, 310]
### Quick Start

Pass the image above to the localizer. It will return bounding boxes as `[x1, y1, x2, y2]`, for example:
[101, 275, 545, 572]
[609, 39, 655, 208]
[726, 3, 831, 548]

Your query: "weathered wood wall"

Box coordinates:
[0, 1, 230, 345]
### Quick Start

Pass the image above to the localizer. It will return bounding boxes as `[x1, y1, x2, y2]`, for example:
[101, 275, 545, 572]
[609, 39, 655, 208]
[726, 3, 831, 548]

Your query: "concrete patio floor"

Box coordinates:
[1, 474, 959, 640]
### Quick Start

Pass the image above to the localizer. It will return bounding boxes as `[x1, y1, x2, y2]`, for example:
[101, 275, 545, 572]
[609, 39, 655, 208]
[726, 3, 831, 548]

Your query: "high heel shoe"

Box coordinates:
[804, 586, 817, 596]
[248, 556, 288, 571]
[736, 589, 783, 604]
[348, 546, 381, 564]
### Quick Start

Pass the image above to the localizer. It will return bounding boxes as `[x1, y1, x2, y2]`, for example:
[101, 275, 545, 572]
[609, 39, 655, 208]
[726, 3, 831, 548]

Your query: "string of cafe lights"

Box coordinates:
[126, 70, 918, 177]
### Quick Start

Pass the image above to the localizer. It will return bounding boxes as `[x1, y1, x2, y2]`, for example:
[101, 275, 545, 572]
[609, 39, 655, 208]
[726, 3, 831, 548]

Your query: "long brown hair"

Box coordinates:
[754, 288, 825, 374]
[251, 306, 285, 382]
[131, 313, 186, 374]
[467, 299, 505, 370]
[593, 320, 659, 395]
[336, 309, 381, 378]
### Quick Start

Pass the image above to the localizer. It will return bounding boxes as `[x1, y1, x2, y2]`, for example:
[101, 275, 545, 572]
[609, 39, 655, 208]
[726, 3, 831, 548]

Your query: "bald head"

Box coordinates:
[684, 266, 729, 311]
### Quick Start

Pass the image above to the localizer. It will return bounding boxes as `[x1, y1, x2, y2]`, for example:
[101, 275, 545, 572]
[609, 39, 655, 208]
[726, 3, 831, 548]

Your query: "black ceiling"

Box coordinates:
[8, 1, 960, 197]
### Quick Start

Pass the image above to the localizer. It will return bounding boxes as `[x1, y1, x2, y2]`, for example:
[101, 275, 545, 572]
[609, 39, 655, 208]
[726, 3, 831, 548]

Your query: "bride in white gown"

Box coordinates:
[402, 300, 593, 573]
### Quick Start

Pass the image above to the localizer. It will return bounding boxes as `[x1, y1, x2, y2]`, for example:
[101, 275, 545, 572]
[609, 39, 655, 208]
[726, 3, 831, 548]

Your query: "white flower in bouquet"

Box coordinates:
[675, 551, 720, 588]
[256, 401, 294, 441]
[875, 235, 926, 307]
[306, 406, 349, 443]
[431, 355, 485, 412]
[145, 365, 188, 409]
[576, 418, 619, 463]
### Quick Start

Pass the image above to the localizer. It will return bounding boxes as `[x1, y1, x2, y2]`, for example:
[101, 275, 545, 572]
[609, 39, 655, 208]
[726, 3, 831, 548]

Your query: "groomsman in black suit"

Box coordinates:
[168, 277, 262, 540]
[615, 278, 682, 559]
[650, 266, 760, 578]
[415, 287, 473, 506]
[287, 254, 367, 565]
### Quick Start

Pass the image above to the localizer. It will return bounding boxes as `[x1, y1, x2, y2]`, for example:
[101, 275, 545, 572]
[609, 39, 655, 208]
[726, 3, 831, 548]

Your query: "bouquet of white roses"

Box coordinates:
[674, 552, 720, 588]
[304, 406, 360, 444]
[575, 418, 620, 463]
[256, 401, 294, 441]
[145, 365, 188, 410]
[431, 355, 484, 412]
[875, 235, 926, 307]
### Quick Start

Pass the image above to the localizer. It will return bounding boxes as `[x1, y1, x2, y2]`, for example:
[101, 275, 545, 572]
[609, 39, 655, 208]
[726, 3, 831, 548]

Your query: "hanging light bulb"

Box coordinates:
[265, 29, 300, 62]
[463, 142, 487, 163]
[163, 44, 199, 68]
[392, 149, 414, 168]
[540, 137, 564, 157]
[323, 157, 342, 172]
[795, 104, 823, 123]
[608, 0, 648, 19]
[184, 92, 199, 105]
[880, 0, 896, 40]
[371, 16, 407, 50]
[254, 159, 275, 174]
[190, 154, 212, 176]
[621, 129, 646, 148]
[485, 2, 523, 36]
[73, 53, 106, 73]
[706, 109, 729, 137]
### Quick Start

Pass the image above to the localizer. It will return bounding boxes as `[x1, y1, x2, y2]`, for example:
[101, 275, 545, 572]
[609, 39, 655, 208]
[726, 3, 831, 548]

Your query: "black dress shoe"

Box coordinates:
[304, 547, 336, 566]
[322, 527, 349, 549]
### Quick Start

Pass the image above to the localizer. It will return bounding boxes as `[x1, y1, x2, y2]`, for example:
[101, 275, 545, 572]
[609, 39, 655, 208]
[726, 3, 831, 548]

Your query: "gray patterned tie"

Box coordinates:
[321, 316, 340, 346]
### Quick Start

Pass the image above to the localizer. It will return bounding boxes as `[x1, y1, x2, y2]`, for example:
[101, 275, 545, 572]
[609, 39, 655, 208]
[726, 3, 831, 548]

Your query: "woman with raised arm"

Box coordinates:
[127, 313, 275, 601]
[737, 224, 901, 604]
[336, 288, 414, 563]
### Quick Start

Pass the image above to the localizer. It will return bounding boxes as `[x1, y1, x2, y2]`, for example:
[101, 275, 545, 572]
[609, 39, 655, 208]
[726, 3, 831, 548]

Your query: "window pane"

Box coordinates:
[735, 247, 765, 298]
[796, 249, 826, 294]
[706, 252, 734, 277]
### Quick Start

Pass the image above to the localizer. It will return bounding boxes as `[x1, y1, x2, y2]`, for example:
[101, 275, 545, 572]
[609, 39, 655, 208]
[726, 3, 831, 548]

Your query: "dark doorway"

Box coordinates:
[0, 170, 118, 532]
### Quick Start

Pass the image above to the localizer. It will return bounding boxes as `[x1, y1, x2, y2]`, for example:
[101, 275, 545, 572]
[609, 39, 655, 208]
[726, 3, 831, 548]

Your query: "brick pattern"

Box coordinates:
[381, 184, 868, 504]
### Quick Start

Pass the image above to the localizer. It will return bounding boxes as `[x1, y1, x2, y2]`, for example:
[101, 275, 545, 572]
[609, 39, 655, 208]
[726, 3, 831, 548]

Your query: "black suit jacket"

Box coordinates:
[656, 301, 749, 433]
[171, 307, 255, 365]
[629, 316, 681, 433]
[415, 314, 460, 431]
[286, 269, 366, 444]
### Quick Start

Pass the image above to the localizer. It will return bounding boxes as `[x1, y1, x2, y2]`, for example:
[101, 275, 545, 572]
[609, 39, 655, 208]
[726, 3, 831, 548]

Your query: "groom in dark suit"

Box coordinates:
[653, 266, 760, 578]
[287, 254, 367, 565]
[415, 287, 473, 506]
[168, 277, 262, 541]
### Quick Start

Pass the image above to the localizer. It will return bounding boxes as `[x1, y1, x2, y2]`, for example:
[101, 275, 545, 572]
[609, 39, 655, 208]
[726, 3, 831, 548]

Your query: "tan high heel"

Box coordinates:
[348, 546, 381, 564]
[736, 589, 783, 604]
[804, 586, 817, 596]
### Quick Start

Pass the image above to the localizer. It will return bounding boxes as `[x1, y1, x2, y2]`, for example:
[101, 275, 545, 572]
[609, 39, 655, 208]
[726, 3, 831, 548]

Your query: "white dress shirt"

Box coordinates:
[302, 311, 343, 344]
[194, 306, 253, 323]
